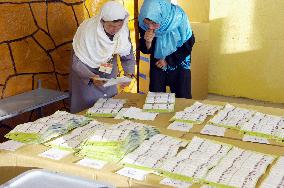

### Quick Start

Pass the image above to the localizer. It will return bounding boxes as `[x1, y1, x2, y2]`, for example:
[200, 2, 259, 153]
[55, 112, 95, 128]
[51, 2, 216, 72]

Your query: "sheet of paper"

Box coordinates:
[242, 135, 270, 144]
[119, 107, 158, 121]
[103, 76, 132, 87]
[76, 158, 107, 169]
[260, 157, 284, 188]
[0, 140, 25, 151]
[200, 124, 226, 137]
[39, 148, 72, 160]
[114, 108, 129, 119]
[167, 121, 193, 132]
[160, 178, 192, 188]
[204, 147, 274, 188]
[116, 167, 149, 181]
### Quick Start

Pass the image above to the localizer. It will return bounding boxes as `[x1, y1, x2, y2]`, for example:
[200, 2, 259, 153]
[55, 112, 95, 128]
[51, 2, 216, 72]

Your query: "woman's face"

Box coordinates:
[102, 20, 124, 36]
[143, 18, 160, 30]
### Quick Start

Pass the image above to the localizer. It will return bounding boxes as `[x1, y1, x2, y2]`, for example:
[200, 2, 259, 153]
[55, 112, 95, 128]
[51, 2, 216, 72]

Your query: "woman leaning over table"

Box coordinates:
[138, 0, 195, 99]
[70, 1, 135, 113]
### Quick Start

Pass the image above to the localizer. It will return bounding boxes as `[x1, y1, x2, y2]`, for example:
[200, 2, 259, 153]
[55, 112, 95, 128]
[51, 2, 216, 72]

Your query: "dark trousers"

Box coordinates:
[149, 65, 192, 99]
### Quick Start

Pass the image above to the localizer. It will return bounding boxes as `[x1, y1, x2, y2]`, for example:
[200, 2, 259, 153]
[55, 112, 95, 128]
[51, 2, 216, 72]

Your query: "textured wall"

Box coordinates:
[0, 0, 91, 100]
[209, 0, 284, 103]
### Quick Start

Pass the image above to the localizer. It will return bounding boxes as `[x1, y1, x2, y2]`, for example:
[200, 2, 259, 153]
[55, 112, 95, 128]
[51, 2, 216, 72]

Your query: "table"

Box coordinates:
[0, 93, 283, 188]
[0, 88, 69, 129]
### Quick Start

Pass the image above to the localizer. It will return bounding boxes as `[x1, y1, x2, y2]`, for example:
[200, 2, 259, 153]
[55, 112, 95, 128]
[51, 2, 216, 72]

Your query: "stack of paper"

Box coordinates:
[86, 98, 126, 118]
[103, 76, 132, 87]
[260, 157, 284, 188]
[158, 137, 232, 183]
[5, 111, 91, 144]
[167, 121, 194, 132]
[184, 102, 223, 116]
[46, 120, 107, 151]
[77, 121, 159, 162]
[204, 147, 274, 188]
[143, 92, 175, 113]
[171, 102, 223, 124]
[122, 134, 188, 170]
[242, 135, 270, 144]
[111, 120, 159, 140]
[240, 112, 284, 141]
[114, 107, 158, 121]
[78, 128, 143, 162]
[209, 104, 255, 129]
[200, 124, 227, 137]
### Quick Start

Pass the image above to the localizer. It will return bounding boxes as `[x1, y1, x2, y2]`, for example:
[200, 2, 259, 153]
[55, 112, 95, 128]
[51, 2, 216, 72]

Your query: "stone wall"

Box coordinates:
[0, 0, 93, 132]
[0, 0, 92, 98]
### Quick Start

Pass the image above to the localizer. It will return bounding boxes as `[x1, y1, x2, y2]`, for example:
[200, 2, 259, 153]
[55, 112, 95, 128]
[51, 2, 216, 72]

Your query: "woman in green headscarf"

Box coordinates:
[139, 0, 195, 98]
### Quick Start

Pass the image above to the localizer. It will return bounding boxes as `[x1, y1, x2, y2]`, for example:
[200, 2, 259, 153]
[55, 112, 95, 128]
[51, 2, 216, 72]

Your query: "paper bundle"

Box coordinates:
[111, 120, 159, 140]
[78, 121, 159, 162]
[86, 98, 126, 118]
[260, 157, 284, 188]
[5, 111, 91, 144]
[204, 147, 274, 188]
[240, 112, 284, 141]
[171, 102, 223, 124]
[143, 92, 175, 113]
[158, 137, 232, 183]
[209, 104, 255, 129]
[114, 107, 158, 121]
[46, 120, 107, 151]
[122, 134, 188, 170]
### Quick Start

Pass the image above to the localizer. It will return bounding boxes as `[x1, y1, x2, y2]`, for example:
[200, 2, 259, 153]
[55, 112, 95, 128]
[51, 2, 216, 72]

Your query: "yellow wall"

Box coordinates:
[178, 0, 209, 23]
[179, 0, 209, 99]
[209, 0, 284, 103]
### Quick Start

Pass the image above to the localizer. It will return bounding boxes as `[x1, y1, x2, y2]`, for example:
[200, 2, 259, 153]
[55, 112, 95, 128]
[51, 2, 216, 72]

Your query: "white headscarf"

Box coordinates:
[72, 1, 131, 68]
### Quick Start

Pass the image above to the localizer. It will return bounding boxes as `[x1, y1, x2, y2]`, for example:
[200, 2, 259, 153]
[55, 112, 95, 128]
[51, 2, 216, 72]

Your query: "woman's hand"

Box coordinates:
[91, 75, 106, 87]
[144, 29, 155, 49]
[155, 59, 167, 69]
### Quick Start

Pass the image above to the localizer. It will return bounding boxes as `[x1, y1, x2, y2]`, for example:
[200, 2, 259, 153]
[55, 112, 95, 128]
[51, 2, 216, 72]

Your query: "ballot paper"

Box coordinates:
[200, 124, 226, 137]
[76, 158, 107, 170]
[167, 121, 193, 132]
[158, 137, 232, 182]
[102, 76, 132, 87]
[143, 92, 175, 113]
[86, 98, 126, 118]
[116, 167, 149, 181]
[242, 135, 270, 144]
[111, 120, 159, 140]
[204, 147, 274, 188]
[145, 92, 175, 104]
[122, 134, 188, 169]
[0, 140, 25, 151]
[143, 103, 175, 112]
[240, 112, 284, 141]
[171, 111, 208, 124]
[5, 111, 91, 144]
[77, 126, 154, 162]
[170, 102, 223, 124]
[114, 107, 158, 121]
[184, 102, 223, 116]
[47, 120, 107, 150]
[260, 157, 284, 188]
[209, 104, 255, 129]
[39, 148, 72, 160]
[160, 178, 192, 188]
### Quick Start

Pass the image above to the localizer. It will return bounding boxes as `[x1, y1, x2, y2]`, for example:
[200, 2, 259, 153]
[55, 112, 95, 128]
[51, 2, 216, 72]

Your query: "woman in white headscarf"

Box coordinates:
[70, 1, 135, 113]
